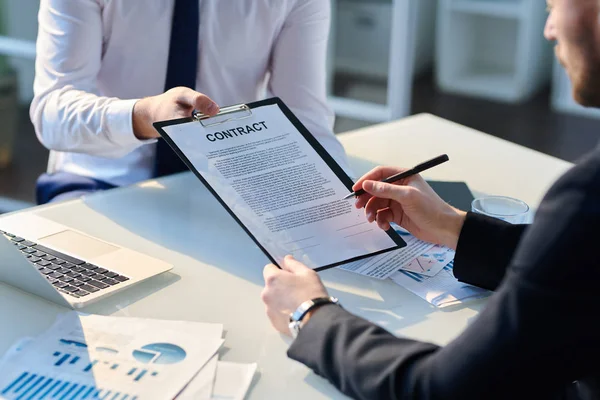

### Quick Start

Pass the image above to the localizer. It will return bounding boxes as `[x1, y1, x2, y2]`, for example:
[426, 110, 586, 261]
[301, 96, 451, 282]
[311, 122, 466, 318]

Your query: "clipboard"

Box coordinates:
[153, 97, 406, 271]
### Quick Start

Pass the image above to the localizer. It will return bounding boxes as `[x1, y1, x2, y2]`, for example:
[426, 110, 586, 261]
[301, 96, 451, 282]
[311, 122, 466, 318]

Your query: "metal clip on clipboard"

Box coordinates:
[192, 104, 253, 128]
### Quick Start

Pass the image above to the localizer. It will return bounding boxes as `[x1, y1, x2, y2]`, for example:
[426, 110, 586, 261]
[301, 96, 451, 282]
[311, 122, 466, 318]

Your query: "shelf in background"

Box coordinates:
[436, 0, 551, 103]
[449, 0, 524, 19]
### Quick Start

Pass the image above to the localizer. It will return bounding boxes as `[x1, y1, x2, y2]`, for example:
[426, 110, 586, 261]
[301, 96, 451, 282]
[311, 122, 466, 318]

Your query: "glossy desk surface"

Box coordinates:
[0, 114, 573, 399]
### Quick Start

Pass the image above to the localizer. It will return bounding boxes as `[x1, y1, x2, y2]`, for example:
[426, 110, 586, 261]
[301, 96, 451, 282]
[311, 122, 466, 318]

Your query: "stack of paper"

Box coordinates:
[0, 313, 256, 400]
[341, 228, 491, 308]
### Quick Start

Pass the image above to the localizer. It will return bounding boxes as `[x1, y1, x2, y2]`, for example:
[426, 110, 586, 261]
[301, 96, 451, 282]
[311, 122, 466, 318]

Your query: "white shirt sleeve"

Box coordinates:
[267, 0, 354, 177]
[29, 0, 150, 159]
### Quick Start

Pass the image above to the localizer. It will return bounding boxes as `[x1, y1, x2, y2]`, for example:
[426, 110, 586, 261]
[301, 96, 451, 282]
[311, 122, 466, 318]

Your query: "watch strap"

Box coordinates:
[289, 296, 339, 323]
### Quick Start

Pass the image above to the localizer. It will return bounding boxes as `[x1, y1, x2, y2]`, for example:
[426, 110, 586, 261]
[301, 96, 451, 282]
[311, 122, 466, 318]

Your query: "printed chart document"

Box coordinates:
[341, 228, 436, 279]
[401, 244, 454, 277]
[155, 98, 405, 270]
[0, 314, 258, 400]
[0, 313, 224, 400]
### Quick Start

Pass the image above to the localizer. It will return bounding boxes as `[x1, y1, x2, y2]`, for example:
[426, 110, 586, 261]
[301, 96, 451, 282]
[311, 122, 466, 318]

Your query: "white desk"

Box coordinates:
[0, 114, 572, 399]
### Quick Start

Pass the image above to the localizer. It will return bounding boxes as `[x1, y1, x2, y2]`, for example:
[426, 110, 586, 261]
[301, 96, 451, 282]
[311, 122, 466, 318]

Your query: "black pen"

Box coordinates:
[342, 154, 450, 200]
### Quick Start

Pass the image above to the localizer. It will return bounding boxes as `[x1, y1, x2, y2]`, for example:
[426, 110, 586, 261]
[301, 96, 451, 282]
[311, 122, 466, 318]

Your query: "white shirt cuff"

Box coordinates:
[106, 98, 157, 151]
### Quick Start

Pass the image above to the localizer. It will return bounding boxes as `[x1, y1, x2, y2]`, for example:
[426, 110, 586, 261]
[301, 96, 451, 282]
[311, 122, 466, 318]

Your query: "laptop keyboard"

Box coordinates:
[1, 230, 129, 299]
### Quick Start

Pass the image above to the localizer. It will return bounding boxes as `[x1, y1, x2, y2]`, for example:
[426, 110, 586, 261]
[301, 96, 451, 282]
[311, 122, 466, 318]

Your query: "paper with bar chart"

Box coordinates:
[0, 313, 224, 400]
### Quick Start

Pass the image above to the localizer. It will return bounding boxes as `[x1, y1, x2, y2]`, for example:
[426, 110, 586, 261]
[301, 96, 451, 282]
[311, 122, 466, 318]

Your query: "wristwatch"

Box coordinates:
[288, 296, 340, 339]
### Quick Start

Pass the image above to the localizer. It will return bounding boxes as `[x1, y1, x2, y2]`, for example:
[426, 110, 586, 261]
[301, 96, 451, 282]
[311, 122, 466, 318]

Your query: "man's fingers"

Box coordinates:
[375, 209, 394, 231]
[352, 166, 408, 192]
[352, 166, 411, 208]
[193, 93, 220, 116]
[364, 196, 391, 222]
[362, 180, 416, 202]
[354, 193, 373, 209]
[263, 263, 280, 284]
[175, 88, 220, 116]
[281, 255, 310, 273]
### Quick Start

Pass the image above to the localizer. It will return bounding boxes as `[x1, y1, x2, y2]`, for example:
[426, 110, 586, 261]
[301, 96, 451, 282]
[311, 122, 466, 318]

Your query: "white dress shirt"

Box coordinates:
[30, 0, 349, 187]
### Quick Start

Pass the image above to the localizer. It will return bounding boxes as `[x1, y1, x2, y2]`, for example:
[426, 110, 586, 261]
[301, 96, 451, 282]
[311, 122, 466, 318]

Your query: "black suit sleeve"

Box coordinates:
[288, 151, 600, 400]
[453, 212, 527, 291]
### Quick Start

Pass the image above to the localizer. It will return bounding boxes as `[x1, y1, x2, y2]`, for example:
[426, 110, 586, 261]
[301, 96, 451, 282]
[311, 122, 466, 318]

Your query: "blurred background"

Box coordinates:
[0, 0, 598, 213]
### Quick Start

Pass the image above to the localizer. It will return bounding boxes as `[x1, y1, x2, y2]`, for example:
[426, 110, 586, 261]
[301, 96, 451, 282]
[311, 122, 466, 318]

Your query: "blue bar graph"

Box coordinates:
[1, 372, 27, 395]
[83, 361, 97, 373]
[2, 373, 135, 400]
[18, 376, 44, 400]
[60, 383, 78, 400]
[58, 340, 87, 349]
[126, 368, 157, 380]
[16, 374, 37, 393]
[28, 378, 52, 400]
[54, 355, 70, 367]
[400, 271, 424, 282]
[53, 381, 69, 398]
[39, 380, 61, 400]
[110, 365, 118, 371]
[70, 385, 87, 400]
[69, 357, 80, 366]
[81, 387, 95, 400]
[133, 370, 146, 382]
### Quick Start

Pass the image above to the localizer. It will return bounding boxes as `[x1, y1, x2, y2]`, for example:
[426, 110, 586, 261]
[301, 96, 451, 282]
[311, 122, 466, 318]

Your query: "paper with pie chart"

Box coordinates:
[0, 313, 224, 400]
[132, 343, 187, 365]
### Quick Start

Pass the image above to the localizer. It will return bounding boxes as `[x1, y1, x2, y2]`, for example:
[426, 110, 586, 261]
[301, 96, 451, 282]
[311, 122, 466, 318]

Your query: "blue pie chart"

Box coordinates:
[132, 343, 187, 365]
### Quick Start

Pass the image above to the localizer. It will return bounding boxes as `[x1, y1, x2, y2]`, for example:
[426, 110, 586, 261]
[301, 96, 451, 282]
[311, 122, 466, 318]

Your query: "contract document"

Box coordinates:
[155, 98, 405, 270]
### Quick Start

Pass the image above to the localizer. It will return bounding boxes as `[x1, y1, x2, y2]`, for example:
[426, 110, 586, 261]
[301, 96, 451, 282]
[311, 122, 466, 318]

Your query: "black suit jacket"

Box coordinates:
[288, 148, 600, 400]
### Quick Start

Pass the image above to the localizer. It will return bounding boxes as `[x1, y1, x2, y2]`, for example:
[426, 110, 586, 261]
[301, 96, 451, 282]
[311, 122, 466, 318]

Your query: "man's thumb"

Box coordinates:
[175, 88, 219, 116]
[362, 180, 413, 202]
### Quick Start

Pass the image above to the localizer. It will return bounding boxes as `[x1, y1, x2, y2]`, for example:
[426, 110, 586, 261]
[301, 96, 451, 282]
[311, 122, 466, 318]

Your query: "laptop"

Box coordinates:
[0, 213, 172, 309]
